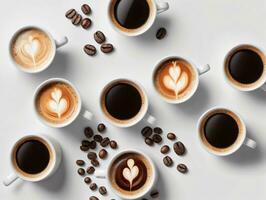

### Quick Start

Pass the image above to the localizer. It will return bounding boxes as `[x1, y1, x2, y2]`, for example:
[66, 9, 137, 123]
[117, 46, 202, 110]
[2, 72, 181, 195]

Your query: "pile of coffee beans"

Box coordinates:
[76, 123, 119, 199]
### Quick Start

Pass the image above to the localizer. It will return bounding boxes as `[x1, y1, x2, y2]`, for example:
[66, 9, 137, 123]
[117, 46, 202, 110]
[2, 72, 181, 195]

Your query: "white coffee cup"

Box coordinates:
[197, 107, 256, 156]
[152, 56, 210, 104]
[224, 44, 266, 92]
[9, 25, 68, 73]
[33, 78, 93, 128]
[100, 79, 156, 128]
[108, 0, 169, 36]
[95, 149, 158, 200]
[3, 135, 62, 186]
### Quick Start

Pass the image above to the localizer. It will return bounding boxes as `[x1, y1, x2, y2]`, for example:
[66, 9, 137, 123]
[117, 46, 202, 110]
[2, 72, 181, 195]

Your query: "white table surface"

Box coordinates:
[0, 0, 266, 199]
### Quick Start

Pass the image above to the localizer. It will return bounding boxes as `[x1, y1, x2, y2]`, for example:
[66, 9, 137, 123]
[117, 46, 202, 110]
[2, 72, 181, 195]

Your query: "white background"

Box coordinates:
[0, 0, 266, 199]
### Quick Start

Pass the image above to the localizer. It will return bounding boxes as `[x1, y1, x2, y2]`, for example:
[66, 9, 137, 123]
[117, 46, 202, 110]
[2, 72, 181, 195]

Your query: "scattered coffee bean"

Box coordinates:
[99, 149, 108, 159]
[81, 4, 91, 15]
[156, 27, 167, 40]
[76, 160, 85, 166]
[94, 31, 106, 44]
[87, 152, 97, 160]
[150, 190, 159, 198]
[173, 141, 186, 156]
[91, 159, 100, 167]
[84, 127, 94, 138]
[141, 126, 153, 137]
[89, 141, 97, 149]
[81, 140, 90, 147]
[84, 177, 91, 184]
[89, 196, 98, 200]
[65, 8, 76, 19]
[80, 145, 89, 151]
[72, 14, 82, 25]
[78, 168, 85, 176]
[81, 18, 92, 29]
[101, 137, 110, 147]
[86, 166, 95, 174]
[93, 134, 103, 143]
[145, 137, 154, 146]
[160, 145, 170, 154]
[167, 132, 176, 140]
[152, 134, 162, 143]
[163, 156, 173, 167]
[110, 140, 118, 149]
[99, 186, 107, 195]
[97, 123, 106, 132]
[84, 44, 96, 56]
[154, 127, 163, 134]
[177, 164, 188, 173]
[90, 183, 97, 191]
[101, 43, 114, 53]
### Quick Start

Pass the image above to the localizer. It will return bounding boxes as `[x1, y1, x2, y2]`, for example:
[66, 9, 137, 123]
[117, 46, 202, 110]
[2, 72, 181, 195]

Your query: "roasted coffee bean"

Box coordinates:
[76, 160, 85, 166]
[84, 127, 94, 138]
[94, 31, 106, 44]
[101, 43, 114, 53]
[80, 145, 89, 151]
[150, 190, 159, 198]
[99, 186, 107, 195]
[89, 141, 97, 149]
[110, 140, 118, 149]
[78, 168, 85, 176]
[87, 152, 97, 160]
[141, 126, 153, 137]
[81, 18, 91, 29]
[91, 159, 99, 167]
[99, 149, 108, 159]
[160, 145, 170, 154]
[156, 27, 167, 40]
[93, 134, 103, 143]
[84, 177, 91, 184]
[154, 127, 163, 134]
[173, 141, 186, 156]
[81, 140, 90, 147]
[72, 14, 82, 25]
[177, 164, 188, 173]
[90, 183, 97, 191]
[89, 196, 98, 200]
[86, 166, 95, 174]
[152, 134, 162, 143]
[163, 156, 173, 167]
[97, 123, 106, 132]
[81, 4, 91, 15]
[65, 8, 76, 19]
[145, 137, 154, 146]
[84, 44, 96, 56]
[101, 137, 110, 147]
[167, 132, 176, 140]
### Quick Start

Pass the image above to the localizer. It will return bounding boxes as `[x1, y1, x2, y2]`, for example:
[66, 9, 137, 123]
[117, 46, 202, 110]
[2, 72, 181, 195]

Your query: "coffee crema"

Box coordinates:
[154, 58, 197, 101]
[109, 152, 153, 197]
[11, 28, 53, 71]
[35, 81, 79, 125]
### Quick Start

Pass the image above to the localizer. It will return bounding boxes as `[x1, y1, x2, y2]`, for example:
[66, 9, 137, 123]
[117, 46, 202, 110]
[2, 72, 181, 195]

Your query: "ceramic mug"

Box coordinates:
[3, 135, 62, 186]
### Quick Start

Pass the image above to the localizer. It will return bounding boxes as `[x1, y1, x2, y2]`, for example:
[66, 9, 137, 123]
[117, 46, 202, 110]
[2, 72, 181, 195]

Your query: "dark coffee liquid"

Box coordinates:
[16, 140, 50, 174]
[229, 49, 264, 84]
[105, 83, 142, 120]
[204, 113, 239, 148]
[114, 0, 150, 29]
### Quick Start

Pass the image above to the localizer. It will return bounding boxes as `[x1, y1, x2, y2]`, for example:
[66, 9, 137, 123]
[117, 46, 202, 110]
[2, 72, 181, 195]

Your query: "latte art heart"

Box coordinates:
[22, 37, 41, 66]
[122, 159, 140, 191]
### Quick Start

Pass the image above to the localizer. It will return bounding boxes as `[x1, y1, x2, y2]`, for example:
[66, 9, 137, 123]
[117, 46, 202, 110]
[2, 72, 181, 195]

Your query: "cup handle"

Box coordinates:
[146, 114, 156, 125]
[156, 2, 169, 14]
[3, 173, 19, 186]
[95, 169, 107, 179]
[55, 36, 68, 49]
[82, 110, 93, 121]
[261, 83, 266, 91]
[197, 64, 210, 75]
[244, 137, 257, 149]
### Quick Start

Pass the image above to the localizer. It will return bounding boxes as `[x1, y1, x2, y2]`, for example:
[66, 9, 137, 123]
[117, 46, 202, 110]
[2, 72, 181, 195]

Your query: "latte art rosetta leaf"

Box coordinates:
[122, 159, 139, 191]
[48, 88, 68, 118]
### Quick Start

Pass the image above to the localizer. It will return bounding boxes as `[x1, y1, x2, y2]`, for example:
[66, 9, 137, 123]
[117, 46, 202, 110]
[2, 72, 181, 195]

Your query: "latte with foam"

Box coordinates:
[35, 81, 79, 125]
[11, 28, 53, 71]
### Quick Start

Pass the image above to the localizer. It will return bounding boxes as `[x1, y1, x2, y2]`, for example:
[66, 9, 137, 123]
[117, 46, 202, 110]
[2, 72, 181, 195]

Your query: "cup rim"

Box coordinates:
[100, 78, 149, 128]
[152, 56, 200, 104]
[106, 149, 157, 199]
[223, 44, 266, 91]
[107, 0, 157, 37]
[197, 106, 247, 156]
[10, 135, 57, 182]
[33, 78, 82, 128]
[9, 25, 56, 74]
